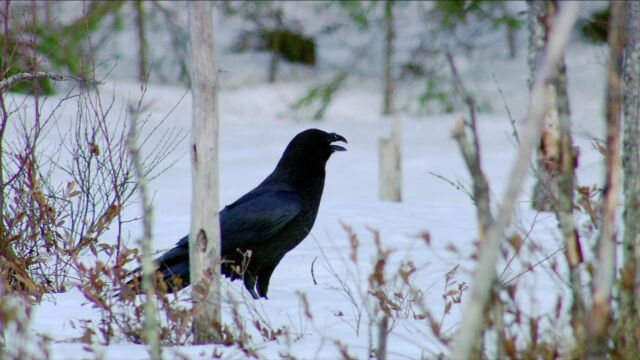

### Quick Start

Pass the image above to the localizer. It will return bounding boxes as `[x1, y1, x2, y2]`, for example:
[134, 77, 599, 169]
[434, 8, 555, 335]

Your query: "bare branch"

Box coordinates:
[452, 3, 579, 359]
[0, 72, 102, 91]
[382, 0, 394, 115]
[446, 52, 491, 238]
[589, 1, 625, 354]
[377, 315, 389, 360]
[311, 256, 318, 285]
[451, 117, 492, 235]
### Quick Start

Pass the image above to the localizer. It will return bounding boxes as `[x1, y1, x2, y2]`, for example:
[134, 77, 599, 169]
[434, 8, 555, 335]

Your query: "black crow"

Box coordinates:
[131, 129, 347, 299]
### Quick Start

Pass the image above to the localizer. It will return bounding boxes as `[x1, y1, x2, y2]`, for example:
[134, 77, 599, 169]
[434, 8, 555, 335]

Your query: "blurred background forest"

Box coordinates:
[2, 1, 611, 117]
[5, 0, 606, 114]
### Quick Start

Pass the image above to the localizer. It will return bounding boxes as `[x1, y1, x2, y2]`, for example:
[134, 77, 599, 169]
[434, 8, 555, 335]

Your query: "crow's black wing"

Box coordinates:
[221, 183, 302, 253]
[132, 183, 301, 292]
[156, 235, 188, 267]
[152, 235, 190, 287]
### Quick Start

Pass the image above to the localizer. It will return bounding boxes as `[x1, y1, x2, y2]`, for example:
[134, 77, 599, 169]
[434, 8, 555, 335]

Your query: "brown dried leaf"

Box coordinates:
[446, 243, 459, 254]
[420, 231, 431, 246]
[90, 142, 101, 156]
[340, 222, 359, 263]
[507, 233, 523, 254]
[369, 258, 386, 287]
[444, 301, 452, 315]
[505, 338, 517, 359]
[445, 289, 459, 297]
[296, 291, 313, 320]
[426, 311, 440, 337]
[591, 141, 606, 156]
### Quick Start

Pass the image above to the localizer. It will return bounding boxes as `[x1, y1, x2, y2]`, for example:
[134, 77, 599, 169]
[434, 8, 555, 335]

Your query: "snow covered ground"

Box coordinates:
[5, 3, 612, 359]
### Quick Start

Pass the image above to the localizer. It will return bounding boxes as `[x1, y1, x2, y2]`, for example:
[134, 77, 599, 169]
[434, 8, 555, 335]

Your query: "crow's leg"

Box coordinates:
[243, 272, 259, 300]
[257, 264, 277, 299]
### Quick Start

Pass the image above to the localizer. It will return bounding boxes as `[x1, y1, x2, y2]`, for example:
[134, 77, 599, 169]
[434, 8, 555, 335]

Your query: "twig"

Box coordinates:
[311, 256, 318, 285]
[427, 171, 472, 200]
[446, 50, 492, 238]
[497, 211, 541, 281]
[377, 315, 389, 360]
[491, 71, 519, 144]
[445, 50, 480, 158]
[451, 117, 492, 236]
[452, 3, 579, 359]
[127, 103, 161, 360]
[0, 72, 102, 91]
[503, 247, 564, 285]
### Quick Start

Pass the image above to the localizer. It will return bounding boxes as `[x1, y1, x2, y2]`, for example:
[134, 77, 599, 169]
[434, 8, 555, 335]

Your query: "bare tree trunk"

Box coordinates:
[529, 0, 561, 212]
[135, 0, 148, 82]
[267, 7, 282, 83]
[527, 0, 546, 90]
[588, 2, 625, 356]
[502, 2, 517, 59]
[0, 0, 8, 243]
[43, 1, 53, 28]
[188, 1, 222, 344]
[507, 25, 517, 60]
[0, 0, 8, 244]
[452, 4, 579, 359]
[127, 106, 161, 360]
[621, 0, 640, 323]
[0, 93, 8, 269]
[550, 0, 587, 348]
[379, 116, 402, 202]
[382, 0, 394, 115]
[268, 39, 279, 83]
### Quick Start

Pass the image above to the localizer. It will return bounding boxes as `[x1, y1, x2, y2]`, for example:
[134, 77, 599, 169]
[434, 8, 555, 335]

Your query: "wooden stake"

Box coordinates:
[379, 116, 402, 202]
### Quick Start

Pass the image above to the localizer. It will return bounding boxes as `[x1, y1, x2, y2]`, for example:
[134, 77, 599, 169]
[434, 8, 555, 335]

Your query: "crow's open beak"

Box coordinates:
[329, 133, 348, 152]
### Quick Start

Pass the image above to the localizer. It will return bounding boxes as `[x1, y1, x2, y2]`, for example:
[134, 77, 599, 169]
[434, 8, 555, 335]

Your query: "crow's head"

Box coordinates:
[275, 129, 347, 179]
[290, 128, 347, 159]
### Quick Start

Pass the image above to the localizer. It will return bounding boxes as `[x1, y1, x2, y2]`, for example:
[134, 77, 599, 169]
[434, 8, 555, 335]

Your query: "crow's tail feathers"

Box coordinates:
[120, 241, 243, 297]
